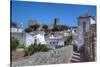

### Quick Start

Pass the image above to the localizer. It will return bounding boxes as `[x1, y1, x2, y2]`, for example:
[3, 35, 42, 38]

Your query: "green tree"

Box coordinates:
[59, 25, 68, 30]
[52, 25, 59, 31]
[42, 24, 48, 31]
[11, 37, 19, 51]
[30, 24, 40, 31]
[24, 28, 32, 33]
[52, 25, 68, 31]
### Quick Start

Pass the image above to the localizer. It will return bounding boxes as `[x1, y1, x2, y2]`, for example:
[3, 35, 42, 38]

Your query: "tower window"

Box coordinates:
[83, 22, 86, 32]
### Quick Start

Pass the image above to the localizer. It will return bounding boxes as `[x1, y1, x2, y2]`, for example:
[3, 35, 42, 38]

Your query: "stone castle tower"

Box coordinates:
[53, 18, 60, 26]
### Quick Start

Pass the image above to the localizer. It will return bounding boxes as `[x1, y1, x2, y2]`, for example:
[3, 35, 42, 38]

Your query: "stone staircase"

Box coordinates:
[70, 52, 80, 63]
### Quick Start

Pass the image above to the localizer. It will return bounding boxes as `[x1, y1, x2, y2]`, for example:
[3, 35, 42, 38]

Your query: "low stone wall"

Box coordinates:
[12, 45, 73, 66]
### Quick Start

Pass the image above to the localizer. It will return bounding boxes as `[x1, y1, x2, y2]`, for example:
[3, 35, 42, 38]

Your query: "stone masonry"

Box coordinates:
[12, 45, 73, 66]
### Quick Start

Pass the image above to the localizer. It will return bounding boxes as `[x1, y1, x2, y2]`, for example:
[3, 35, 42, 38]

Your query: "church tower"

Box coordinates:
[77, 13, 96, 49]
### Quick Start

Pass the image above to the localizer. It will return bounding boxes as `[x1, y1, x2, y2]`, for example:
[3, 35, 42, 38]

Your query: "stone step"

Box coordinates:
[70, 52, 80, 63]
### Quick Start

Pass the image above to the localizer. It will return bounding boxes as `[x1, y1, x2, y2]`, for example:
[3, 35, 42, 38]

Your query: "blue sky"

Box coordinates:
[11, 1, 96, 28]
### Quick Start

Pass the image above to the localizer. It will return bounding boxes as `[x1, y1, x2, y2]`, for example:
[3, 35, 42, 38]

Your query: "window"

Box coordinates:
[83, 22, 86, 32]
[57, 41, 58, 44]
[53, 42, 55, 44]
[50, 42, 51, 44]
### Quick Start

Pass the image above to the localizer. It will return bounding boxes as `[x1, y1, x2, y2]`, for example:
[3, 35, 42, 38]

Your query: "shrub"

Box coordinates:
[55, 45, 64, 48]
[18, 44, 25, 49]
[25, 43, 50, 56]
[73, 44, 78, 51]
[11, 37, 19, 51]
[64, 40, 72, 46]
[27, 44, 37, 56]
[64, 35, 73, 46]
[38, 44, 50, 52]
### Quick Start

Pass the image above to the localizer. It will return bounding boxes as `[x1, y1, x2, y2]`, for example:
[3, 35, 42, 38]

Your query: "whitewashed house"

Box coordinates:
[11, 23, 26, 45]
[24, 33, 34, 47]
[11, 23, 47, 47]
[33, 31, 47, 45]
[23, 31, 47, 47]
[52, 30, 72, 38]
[46, 35, 65, 49]
[11, 25, 34, 47]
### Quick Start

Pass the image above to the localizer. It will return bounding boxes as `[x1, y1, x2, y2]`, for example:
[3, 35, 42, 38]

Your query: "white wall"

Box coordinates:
[35, 34, 47, 44]
[90, 18, 96, 24]
[25, 33, 35, 47]
[11, 28, 24, 33]
[25, 33, 47, 47]
[47, 39, 64, 47]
